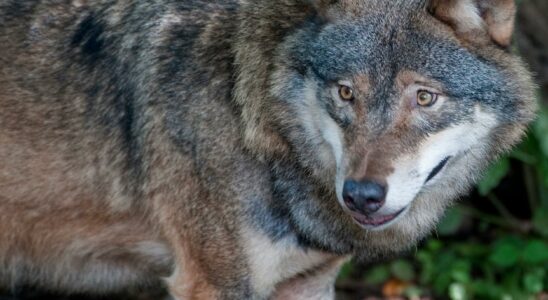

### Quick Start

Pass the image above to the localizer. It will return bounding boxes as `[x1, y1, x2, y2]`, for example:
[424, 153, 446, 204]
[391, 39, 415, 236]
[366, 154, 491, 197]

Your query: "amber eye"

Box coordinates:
[417, 90, 438, 107]
[339, 85, 354, 101]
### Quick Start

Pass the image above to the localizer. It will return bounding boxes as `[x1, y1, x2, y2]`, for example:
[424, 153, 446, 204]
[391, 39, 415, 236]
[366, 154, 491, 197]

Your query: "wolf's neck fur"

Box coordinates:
[233, 1, 316, 160]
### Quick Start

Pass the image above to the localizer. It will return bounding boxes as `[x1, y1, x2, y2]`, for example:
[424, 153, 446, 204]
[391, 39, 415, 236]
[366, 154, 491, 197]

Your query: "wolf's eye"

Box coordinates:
[339, 85, 354, 101]
[417, 90, 438, 107]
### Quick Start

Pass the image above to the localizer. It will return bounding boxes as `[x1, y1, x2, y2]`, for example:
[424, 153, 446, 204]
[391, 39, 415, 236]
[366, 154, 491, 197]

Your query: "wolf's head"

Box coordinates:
[235, 0, 536, 257]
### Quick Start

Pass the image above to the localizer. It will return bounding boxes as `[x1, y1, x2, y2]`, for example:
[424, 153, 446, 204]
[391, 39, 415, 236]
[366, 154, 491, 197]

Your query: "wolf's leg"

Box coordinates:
[164, 264, 220, 300]
[160, 221, 256, 300]
[151, 180, 250, 299]
[271, 258, 346, 300]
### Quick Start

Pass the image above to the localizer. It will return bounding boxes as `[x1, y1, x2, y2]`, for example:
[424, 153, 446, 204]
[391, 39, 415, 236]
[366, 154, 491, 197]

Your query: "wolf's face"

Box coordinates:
[239, 0, 536, 256]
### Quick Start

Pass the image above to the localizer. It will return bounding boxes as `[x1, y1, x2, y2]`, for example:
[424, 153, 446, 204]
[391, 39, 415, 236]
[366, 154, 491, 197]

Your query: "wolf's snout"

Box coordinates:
[342, 180, 386, 215]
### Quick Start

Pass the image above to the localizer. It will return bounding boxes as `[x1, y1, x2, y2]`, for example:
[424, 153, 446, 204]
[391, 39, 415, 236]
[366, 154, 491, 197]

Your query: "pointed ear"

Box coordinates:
[480, 0, 517, 47]
[429, 0, 517, 47]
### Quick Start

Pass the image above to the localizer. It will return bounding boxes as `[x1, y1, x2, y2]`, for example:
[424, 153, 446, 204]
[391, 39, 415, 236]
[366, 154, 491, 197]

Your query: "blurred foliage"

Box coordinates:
[339, 105, 548, 299]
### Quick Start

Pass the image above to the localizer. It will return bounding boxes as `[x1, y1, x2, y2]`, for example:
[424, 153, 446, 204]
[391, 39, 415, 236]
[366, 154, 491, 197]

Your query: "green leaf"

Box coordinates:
[510, 148, 537, 165]
[522, 240, 548, 264]
[427, 239, 443, 252]
[523, 269, 545, 294]
[431, 252, 458, 294]
[337, 262, 354, 280]
[437, 207, 465, 236]
[416, 250, 435, 285]
[502, 268, 525, 299]
[513, 132, 539, 158]
[541, 157, 548, 189]
[533, 208, 548, 237]
[472, 280, 504, 299]
[364, 265, 390, 285]
[404, 286, 423, 298]
[533, 106, 548, 158]
[434, 272, 453, 295]
[449, 283, 467, 300]
[450, 260, 471, 284]
[501, 294, 514, 300]
[477, 158, 511, 196]
[455, 243, 489, 257]
[390, 260, 415, 282]
[489, 241, 520, 268]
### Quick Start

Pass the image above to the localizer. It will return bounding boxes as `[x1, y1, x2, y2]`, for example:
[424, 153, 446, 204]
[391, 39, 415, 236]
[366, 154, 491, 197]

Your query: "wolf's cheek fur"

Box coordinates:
[269, 70, 347, 192]
[385, 106, 498, 215]
[319, 116, 345, 201]
[302, 80, 347, 201]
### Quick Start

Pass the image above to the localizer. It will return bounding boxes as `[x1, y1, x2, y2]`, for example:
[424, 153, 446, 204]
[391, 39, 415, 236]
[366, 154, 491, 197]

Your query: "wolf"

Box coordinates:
[0, 0, 537, 299]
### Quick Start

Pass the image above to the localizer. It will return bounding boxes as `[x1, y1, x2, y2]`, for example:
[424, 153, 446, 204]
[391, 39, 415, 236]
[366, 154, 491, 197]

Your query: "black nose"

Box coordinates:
[342, 180, 386, 215]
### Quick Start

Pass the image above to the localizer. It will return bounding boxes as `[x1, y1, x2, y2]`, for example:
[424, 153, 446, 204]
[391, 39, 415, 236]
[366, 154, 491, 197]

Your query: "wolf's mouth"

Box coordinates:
[350, 206, 408, 229]
[425, 156, 452, 183]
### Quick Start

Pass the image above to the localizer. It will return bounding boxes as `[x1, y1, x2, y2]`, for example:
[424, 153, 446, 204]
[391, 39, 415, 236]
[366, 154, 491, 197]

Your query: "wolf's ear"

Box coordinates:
[428, 0, 516, 47]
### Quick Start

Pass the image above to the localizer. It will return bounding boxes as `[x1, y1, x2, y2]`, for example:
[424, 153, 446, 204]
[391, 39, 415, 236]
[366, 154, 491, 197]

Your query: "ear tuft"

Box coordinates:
[429, 0, 484, 32]
[429, 0, 516, 47]
[479, 0, 516, 47]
